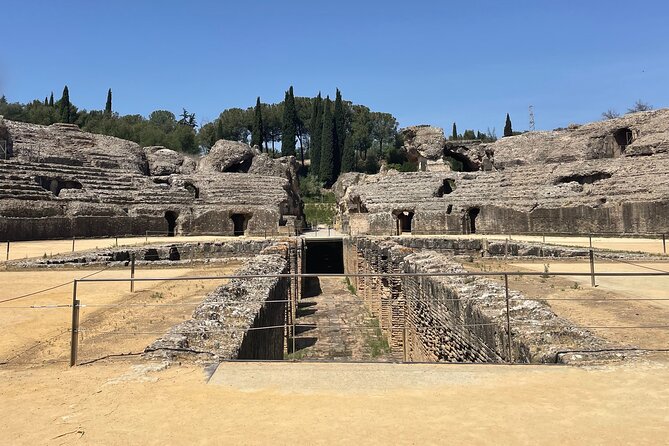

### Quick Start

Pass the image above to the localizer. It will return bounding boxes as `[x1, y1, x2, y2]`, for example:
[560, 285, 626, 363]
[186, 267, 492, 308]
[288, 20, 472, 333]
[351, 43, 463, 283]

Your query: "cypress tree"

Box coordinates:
[251, 97, 264, 149]
[60, 86, 71, 123]
[215, 119, 224, 142]
[49, 92, 54, 106]
[452, 122, 457, 140]
[105, 88, 112, 114]
[310, 93, 323, 178]
[333, 88, 346, 177]
[504, 113, 513, 137]
[44, 97, 48, 106]
[281, 86, 297, 156]
[341, 137, 355, 173]
[319, 97, 335, 186]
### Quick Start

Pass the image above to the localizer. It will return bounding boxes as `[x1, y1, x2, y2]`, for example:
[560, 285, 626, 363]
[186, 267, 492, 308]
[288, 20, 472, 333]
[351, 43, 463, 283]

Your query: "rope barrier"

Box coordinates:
[595, 254, 669, 274]
[0, 265, 111, 304]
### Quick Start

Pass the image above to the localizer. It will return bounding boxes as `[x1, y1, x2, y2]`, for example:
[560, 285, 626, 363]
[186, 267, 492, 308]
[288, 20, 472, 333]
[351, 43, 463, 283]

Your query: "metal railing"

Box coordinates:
[56, 265, 669, 366]
[2, 243, 669, 367]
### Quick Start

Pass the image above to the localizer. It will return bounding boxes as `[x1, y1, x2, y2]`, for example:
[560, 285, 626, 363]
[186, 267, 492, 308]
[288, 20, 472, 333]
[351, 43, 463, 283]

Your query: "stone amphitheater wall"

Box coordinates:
[346, 200, 669, 236]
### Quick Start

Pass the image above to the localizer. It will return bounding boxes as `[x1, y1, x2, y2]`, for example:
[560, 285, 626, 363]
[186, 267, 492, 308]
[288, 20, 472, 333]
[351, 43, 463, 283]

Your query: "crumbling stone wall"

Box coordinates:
[146, 244, 292, 361]
[8, 239, 277, 268]
[0, 119, 304, 241]
[344, 237, 607, 363]
[335, 110, 669, 237]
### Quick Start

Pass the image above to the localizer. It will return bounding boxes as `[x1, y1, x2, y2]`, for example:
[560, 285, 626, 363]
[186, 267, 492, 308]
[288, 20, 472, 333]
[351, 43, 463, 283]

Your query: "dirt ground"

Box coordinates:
[0, 360, 667, 445]
[0, 262, 242, 365]
[466, 258, 669, 350]
[1, 236, 668, 444]
[0, 235, 268, 262]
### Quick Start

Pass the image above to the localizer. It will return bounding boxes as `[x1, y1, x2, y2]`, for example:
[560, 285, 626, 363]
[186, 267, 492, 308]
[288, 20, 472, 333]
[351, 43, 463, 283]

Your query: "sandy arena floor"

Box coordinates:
[0, 263, 242, 365]
[0, 360, 667, 445]
[0, 235, 271, 262]
[1, 236, 668, 444]
[466, 259, 669, 350]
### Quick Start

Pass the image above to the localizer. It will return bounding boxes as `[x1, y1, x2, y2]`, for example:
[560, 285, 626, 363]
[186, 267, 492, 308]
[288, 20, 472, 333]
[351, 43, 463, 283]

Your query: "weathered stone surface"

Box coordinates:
[336, 110, 669, 236]
[145, 248, 290, 362]
[0, 116, 13, 157]
[400, 109, 669, 173]
[345, 237, 609, 363]
[145, 146, 196, 176]
[0, 121, 304, 240]
[249, 152, 302, 200]
[197, 139, 255, 173]
[402, 125, 446, 160]
[492, 109, 669, 168]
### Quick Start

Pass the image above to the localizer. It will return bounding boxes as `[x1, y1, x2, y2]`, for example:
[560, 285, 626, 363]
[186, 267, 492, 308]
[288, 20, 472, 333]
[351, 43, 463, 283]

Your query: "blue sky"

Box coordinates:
[1, 0, 668, 133]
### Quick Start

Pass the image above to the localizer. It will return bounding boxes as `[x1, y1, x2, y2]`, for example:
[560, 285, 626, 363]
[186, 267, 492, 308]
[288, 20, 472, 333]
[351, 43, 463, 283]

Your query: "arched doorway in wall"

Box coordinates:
[397, 211, 414, 235]
[468, 208, 480, 234]
[165, 211, 177, 237]
[231, 213, 251, 236]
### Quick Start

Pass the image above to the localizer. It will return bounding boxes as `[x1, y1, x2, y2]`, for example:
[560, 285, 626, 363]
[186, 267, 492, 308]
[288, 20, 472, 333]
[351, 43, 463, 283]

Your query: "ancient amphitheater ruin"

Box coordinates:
[1, 110, 668, 371]
[335, 110, 669, 236]
[0, 119, 304, 240]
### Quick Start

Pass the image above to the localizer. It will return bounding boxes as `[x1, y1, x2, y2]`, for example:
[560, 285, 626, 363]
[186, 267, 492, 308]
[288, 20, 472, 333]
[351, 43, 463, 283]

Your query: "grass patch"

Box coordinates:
[365, 317, 390, 358]
[344, 277, 357, 295]
[304, 202, 336, 226]
[284, 347, 308, 360]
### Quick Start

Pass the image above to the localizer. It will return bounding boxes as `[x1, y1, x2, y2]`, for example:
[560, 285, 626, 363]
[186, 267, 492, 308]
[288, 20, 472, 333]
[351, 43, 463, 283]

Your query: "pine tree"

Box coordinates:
[504, 113, 513, 137]
[49, 92, 54, 106]
[309, 93, 323, 177]
[105, 88, 112, 114]
[319, 97, 335, 186]
[333, 88, 346, 177]
[60, 86, 71, 123]
[281, 86, 297, 156]
[251, 97, 264, 149]
[452, 122, 457, 140]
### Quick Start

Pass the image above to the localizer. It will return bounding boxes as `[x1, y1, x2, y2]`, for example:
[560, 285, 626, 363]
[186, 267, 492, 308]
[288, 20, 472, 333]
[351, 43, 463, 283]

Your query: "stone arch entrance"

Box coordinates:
[468, 207, 480, 234]
[165, 211, 177, 236]
[231, 213, 251, 236]
[396, 211, 414, 235]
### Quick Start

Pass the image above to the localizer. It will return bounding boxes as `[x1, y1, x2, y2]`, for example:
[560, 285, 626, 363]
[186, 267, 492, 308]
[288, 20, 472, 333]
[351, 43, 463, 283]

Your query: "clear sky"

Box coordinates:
[1, 0, 668, 133]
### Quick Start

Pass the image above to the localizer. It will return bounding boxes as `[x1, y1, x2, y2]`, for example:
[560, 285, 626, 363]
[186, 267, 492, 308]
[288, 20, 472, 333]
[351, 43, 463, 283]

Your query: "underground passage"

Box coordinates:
[304, 239, 344, 274]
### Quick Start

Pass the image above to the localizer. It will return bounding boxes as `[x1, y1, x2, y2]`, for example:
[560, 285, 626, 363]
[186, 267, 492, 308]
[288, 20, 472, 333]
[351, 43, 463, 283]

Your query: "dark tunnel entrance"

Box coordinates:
[303, 239, 344, 298]
[231, 213, 251, 236]
[468, 207, 480, 234]
[397, 211, 414, 235]
[304, 239, 344, 274]
[165, 211, 177, 237]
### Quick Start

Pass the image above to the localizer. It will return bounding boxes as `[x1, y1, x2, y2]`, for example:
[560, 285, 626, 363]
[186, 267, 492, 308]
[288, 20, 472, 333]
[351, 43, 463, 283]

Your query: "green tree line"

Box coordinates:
[0, 86, 199, 154]
[198, 86, 405, 187]
[1, 85, 501, 188]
